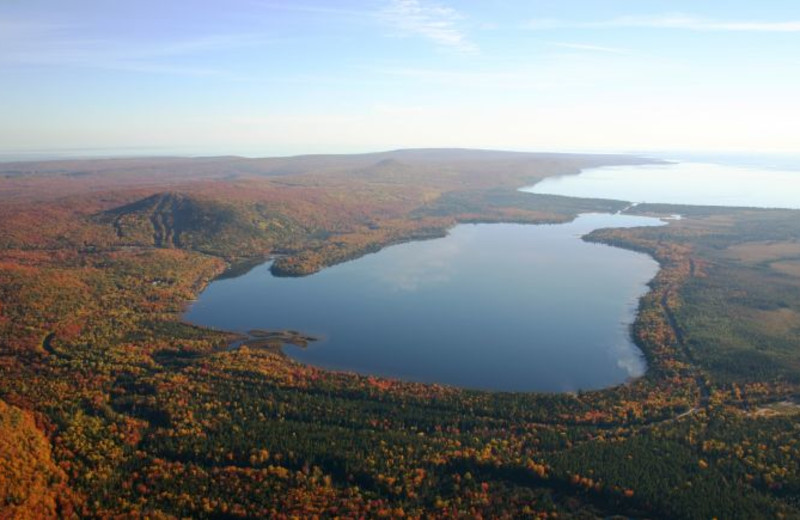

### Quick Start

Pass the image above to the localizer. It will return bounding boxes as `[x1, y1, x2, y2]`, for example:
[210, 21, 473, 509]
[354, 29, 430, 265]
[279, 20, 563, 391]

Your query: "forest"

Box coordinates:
[0, 150, 799, 519]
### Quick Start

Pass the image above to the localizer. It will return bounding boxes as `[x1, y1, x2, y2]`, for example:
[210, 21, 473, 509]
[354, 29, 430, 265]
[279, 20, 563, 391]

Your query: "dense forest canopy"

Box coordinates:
[1, 150, 799, 519]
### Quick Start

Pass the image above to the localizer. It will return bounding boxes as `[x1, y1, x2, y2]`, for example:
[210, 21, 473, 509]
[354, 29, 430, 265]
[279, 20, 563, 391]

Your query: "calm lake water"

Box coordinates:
[185, 213, 663, 392]
[522, 161, 800, 209]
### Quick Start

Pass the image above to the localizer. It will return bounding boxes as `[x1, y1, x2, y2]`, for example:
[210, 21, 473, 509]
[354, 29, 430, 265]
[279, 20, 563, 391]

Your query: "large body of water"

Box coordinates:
[523, 161, 800, 209]
[186, 214, 662, 392]
[186, 156, 800, 392]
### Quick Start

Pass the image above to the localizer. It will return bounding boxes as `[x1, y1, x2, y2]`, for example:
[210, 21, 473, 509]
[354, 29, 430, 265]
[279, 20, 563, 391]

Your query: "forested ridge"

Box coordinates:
[0, 151, 799, 519]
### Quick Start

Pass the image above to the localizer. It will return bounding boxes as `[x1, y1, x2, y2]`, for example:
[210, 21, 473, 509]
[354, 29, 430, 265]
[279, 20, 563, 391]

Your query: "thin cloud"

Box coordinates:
[528, 15, 800, 32]
[548, 42, 631, 55]
[0, 18, 279, 77]
[381, 0, 476, 52]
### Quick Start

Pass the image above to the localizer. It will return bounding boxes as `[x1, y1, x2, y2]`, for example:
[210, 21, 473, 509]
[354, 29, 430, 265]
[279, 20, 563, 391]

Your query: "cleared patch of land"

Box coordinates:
[772, 260, 800, 278]
[725, 241, 800, 264]
[749, 400, 800, 417]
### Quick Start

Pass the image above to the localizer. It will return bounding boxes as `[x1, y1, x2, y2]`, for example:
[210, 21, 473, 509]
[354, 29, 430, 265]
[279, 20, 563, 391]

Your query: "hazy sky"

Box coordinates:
[2, 1, 799, 156]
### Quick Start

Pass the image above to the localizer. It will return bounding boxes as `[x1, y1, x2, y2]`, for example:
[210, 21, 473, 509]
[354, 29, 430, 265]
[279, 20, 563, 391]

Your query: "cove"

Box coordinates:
[185, 213, 664, 392]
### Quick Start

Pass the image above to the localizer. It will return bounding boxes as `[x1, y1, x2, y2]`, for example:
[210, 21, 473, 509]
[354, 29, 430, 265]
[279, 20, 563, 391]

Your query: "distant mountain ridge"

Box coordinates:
[0, 148, 654, 179]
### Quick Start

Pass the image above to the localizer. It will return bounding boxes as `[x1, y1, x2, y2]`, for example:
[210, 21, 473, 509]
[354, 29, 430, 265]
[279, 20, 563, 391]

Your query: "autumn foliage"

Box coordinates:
[0, 153, 799, 518]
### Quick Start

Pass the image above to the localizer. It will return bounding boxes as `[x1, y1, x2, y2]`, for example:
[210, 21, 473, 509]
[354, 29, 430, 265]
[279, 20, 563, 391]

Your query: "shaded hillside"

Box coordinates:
[97, 192, 305, 257]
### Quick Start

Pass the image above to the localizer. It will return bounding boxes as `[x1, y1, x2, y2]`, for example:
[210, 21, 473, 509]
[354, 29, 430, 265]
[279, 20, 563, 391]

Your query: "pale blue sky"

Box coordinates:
[1, 1, 799, 156]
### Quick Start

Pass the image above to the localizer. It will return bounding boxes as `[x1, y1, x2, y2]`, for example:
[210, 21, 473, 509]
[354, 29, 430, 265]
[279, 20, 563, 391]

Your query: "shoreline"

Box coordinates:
[183, 212, 665, 394]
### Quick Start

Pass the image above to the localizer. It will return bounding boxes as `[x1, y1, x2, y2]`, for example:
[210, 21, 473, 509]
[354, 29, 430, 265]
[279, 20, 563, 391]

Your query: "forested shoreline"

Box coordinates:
[1, 152, 799, 518]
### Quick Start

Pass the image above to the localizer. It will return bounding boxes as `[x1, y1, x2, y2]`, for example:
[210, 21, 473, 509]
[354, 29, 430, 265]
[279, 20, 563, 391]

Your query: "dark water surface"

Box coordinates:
[185, 213, 663, 392]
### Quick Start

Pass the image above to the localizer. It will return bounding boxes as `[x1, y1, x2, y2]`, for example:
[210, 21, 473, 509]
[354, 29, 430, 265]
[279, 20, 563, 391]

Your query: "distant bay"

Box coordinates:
[522, 160, 800, 209]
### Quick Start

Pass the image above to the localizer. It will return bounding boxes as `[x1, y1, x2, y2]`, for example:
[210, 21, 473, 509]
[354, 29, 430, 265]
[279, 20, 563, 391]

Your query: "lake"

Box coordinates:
[185, 213, 663, 392]
[522, 160, 800, 209]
